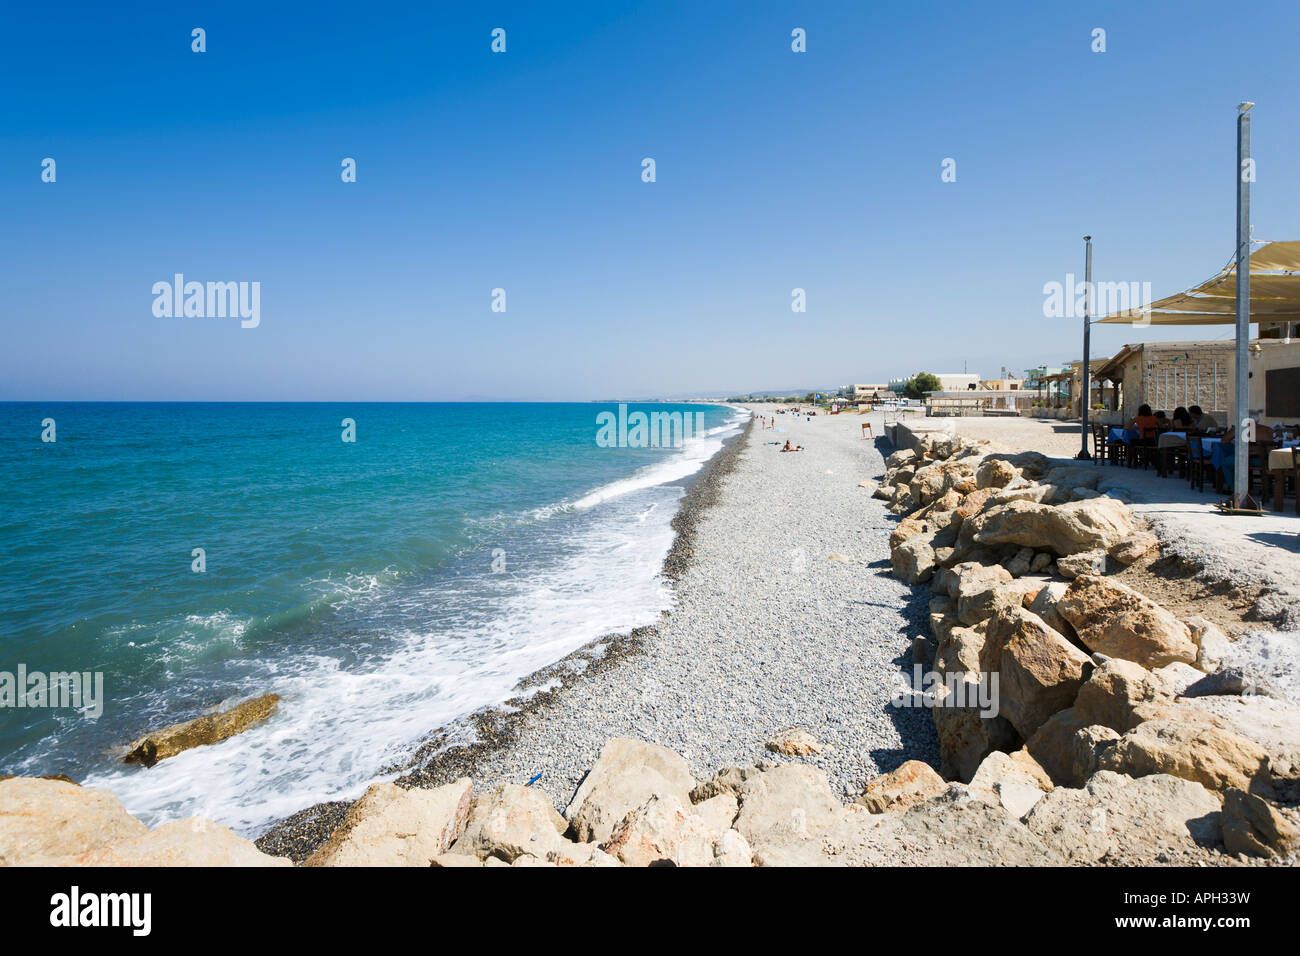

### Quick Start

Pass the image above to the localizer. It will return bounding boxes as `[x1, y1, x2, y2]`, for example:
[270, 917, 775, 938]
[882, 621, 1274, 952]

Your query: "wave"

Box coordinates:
[79, 407, 745, 836]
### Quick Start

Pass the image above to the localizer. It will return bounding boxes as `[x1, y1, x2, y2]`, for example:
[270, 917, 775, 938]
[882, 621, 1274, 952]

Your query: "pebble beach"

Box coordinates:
[259, 407, 940, 858]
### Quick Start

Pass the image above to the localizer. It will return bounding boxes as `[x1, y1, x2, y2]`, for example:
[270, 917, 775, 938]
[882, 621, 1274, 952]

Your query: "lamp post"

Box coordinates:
[1077, 236, 1093, 459]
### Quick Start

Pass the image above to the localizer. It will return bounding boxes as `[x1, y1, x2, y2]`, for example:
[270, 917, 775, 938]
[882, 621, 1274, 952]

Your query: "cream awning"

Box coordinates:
[1097, 240, 1300, 325]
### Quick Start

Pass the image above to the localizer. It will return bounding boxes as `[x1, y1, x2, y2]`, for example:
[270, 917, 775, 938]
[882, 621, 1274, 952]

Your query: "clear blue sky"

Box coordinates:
[3, 1, 1298, 400]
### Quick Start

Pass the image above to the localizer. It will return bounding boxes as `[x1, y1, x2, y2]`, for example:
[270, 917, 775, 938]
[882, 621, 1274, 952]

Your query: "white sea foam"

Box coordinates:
[82, 407, 746, 836]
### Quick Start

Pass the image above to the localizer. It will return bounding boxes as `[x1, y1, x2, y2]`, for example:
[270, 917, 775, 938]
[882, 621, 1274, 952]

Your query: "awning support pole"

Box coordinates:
[1234, 103, 1254, 508]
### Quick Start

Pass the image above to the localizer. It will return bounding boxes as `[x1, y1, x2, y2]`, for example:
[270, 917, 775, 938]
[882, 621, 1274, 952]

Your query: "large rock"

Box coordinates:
[1055, 550, 1107, 579]
[1189, 695, 1300, 778]
[945, 561, 1010, 599]
[74, 819, 291, 867]
[1024, 708, 1121, 787]
[935, 621, 996, 678]
[780, 791, 1066, 866]
[1109, 532, 1159, 565]
[734, 763, 843, 853]
[976, 458, 1020, 490]
[1099, 706, 1273, 794]
[1221, 788, 1300, 859]
[890, 501, 958, 550]
[305, 779, 472, 867]
[1024, 580, 1076, 641]
[891, 536, 937, 585]
[602, 794, 720, 867]
[565, 738, 696, 844]
[545, 840, 621, 867]
[1073, 657, 1172, 733]
[932, 682, 1019, 782]
[856, 761, 946, 813]
[885, 449, 917, 469]
[690, 762, 779, 803]
[1025, 771, 1220, 863]
[1042, 465, 1101, 493]
[1058, 575, 1197, 667]
[0, 777, 147, 866]
[969, 748, 1053, 793]
[955, 488, 998, 520]
[967, 750, 1053, 819]
[711, 828, 753, 867]
[957, 577, 1039, 628]
[987, 607, 1092, 739]
[1186, 616, 1232, 673]
[910, 464, 970, 507]
[458, 784, 568, 862]
[123, 694, 280, 767]
[963, 497, 1137, 557]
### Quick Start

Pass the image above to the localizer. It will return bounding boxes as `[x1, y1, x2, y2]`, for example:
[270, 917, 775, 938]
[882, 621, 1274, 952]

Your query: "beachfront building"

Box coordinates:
[888, 373, 981, 393]
[1094, 338, 1300, 427]
[1093, 341, 1233, 424]
[1022, 366, 1066, 388]
[849, 383, 891, 402]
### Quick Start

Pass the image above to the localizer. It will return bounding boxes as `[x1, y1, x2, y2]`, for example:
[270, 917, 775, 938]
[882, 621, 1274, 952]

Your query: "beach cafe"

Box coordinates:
[1089, 239, 1300, 513]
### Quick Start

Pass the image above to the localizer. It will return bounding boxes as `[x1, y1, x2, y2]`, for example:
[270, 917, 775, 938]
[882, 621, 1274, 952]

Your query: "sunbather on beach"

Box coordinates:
[780, 440, 803, 452]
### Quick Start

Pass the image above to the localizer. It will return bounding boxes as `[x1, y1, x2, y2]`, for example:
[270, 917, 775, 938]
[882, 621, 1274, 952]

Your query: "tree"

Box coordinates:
[903, 373, 942, 400]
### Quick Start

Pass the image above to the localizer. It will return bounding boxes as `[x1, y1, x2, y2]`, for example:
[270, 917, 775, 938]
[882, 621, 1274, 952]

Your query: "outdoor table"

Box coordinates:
[1268, 447, 1296, 471]
[1105, 427, 1138, 465]
[1193, 436, 1221, 459]
[1153, 431, 1190, 477]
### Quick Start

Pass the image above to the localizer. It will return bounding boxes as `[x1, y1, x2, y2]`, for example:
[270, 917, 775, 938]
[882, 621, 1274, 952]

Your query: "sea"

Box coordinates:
[0, 401, 745, 835]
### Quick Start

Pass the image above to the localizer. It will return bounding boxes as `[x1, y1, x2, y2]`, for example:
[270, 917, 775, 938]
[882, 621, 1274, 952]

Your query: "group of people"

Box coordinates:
[1129, 403, 1218, 440]
[751, 411, 805, 452]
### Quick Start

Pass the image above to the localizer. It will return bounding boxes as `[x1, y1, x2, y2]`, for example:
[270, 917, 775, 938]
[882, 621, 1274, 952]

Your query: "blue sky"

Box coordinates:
[2, 1, 1298, 400]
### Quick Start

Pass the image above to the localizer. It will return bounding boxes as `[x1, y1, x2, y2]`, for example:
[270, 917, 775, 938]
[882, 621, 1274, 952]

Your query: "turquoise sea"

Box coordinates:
[0, 401, 744, 834]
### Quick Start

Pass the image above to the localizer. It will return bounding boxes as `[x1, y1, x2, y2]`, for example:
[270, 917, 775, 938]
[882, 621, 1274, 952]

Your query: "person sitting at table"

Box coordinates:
[1131, 404, 1158, 440]
[1171, 406, 1193, 428]
[1189, 405, 1218, 430]
[1221, 417, 1260, 444]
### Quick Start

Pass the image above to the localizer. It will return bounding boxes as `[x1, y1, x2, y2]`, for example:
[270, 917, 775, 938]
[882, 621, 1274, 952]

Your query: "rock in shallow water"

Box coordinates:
[122, 693, 280, 768]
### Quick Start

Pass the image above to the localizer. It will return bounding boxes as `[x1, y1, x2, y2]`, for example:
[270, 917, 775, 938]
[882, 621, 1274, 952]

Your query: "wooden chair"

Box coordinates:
[1090, 423, 1108, 464]
[1131, 434, 1157, 470]
[1246, 438, 1275, 502]
[1186, 435, 1209, 493]
[1266, 446, 1299, 513]
[861, 422, 873, 439]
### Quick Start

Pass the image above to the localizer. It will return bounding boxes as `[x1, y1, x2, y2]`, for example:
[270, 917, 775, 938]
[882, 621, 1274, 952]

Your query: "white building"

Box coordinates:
[888, 373, 981, 393]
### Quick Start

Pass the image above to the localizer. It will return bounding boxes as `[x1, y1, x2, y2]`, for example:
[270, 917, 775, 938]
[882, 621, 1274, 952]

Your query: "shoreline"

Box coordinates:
[256, 416, 757, 861]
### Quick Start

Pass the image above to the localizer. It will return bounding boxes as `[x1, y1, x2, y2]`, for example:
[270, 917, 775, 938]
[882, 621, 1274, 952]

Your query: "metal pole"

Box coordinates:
[1234, 102, 1253, 507]
[1078, 236, 1093, 459]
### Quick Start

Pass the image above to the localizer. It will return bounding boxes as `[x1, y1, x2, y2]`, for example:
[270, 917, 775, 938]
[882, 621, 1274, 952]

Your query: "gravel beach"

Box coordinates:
[259, 407, 939, 860]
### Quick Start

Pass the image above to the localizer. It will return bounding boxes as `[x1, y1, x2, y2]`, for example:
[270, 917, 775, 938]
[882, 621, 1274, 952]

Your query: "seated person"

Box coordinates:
[1171, 406, 1193, 428]
[1130, 403, 1158, 440]
[1189, 405, 1218, 430]
[1221, 418, 1259, 444]
[780, 440, 803, 452]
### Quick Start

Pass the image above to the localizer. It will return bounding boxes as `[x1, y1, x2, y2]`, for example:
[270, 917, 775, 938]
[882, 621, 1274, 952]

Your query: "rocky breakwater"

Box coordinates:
[881, 433, 1300, 862]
